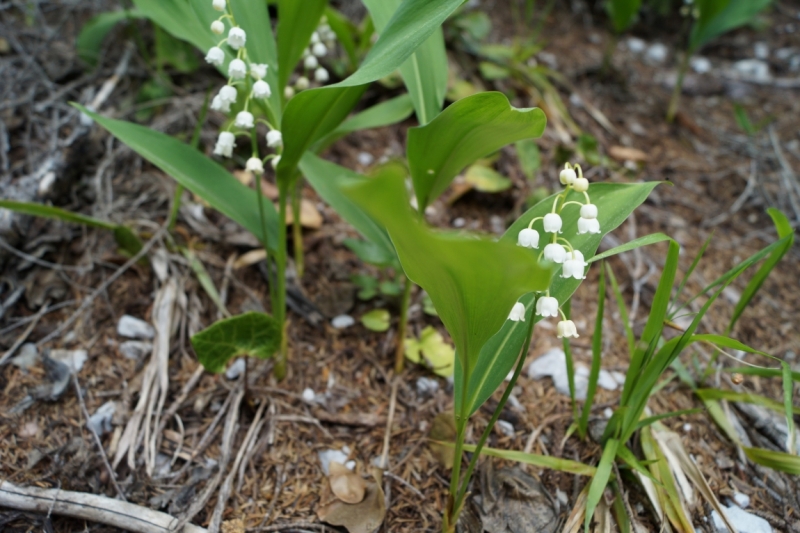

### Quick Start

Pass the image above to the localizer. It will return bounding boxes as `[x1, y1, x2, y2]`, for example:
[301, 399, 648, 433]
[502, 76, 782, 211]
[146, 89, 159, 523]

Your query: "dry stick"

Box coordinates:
[157, 365, 206, 436]
[259, 461, 286, 528]
[71, 375, 126, 501]
[0, 301, 49, 365]
[0, 481, 206, 533]
[248, 523, 335, 532]
[37, 224, 166, 347]
[173, 386, 245, 533]
[378, 379, 400, 470]
[208, 400, 268, 533]
[768, 126, 800, 220]
[236, 408, 269, 493]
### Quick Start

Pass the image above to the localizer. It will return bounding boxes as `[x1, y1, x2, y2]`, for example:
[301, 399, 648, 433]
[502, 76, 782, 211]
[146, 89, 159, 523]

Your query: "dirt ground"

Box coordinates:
[1, 1, 799, 532]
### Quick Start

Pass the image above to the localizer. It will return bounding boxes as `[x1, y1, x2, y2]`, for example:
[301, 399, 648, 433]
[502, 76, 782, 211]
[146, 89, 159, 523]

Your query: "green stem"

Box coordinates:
[453, 309, 536, 510]
[393, 275, 413, 374]
[273, 184, 289, 380]
[446, 416, 467, 531]
[667, 51, 691, 123]
[291, 181, 304, 279]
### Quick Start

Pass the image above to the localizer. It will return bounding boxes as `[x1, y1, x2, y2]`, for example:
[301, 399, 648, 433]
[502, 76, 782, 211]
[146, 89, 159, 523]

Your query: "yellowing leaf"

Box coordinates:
[464, 164, 512, 193]
[405, 326, 455, 377]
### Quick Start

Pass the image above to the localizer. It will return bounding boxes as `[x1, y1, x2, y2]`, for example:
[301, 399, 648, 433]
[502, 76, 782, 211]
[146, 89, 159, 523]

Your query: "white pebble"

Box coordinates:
[415, 377, 439, 396]
[50, 349, 87, 374]
[603, 407, 614, 419]
[87, 401, 116, 435]
[496, 420, 515, 437]
[318, 448, 350, 475]
[711, 506, 771, 533]
[645, 43, 668, 64]
[356, 152, 374, 166]
[302, 387, 316, 403]
[733, 492, 751, 509]
[452, 217, 466, 228]
[331, 315, 355, 329]
[626, 37, 646, 54]
[225, 358, 246, 380]
[690, 56, 712, 74]
[117, 315, 155, 340]
[119, 340, 152, 360]
[754, 42, 769, 60]
[683, 423, 692, 433]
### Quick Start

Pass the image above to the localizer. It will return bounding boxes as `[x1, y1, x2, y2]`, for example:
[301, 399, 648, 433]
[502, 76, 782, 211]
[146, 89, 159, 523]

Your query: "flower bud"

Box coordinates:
[295, 76, 309, 90]
[266, 130, 283, 148]
[314, 67, 329, 83]
[304, 55, 318, 69]
[252, 80, 271, 99]
[312, 42, 328, 57]
[559, 167, 576, 185]
[517, 228, 539, 249]
[227, 27, 246, 50]
[211, 20, 225, 35]
[250, 63, 268, 79]
[284, 86, 295, 99]
[508, 302, 526, 322]
[573, 177, 589, 192]
[212, 0, 226, 11]
[543, 213, 562, 233]
[310, 31, 320, 44]
[234, 110, 254, 129]
[271, 155, 281, 169]
[205, 46, 225, 67]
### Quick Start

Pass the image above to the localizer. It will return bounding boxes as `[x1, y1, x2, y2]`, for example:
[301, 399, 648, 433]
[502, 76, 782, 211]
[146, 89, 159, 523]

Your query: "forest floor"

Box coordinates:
[1, 1, 799, 532]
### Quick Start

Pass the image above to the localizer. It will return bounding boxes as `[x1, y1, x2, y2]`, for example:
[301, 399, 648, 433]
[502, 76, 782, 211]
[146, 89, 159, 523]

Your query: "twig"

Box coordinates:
[72, 375, 127, 501]
[0, 481, 206, 533]
[768, 126, 800, 221]
[0, 301, 49, 366]
[0, 237, 90, 273]
[383, 471, 424, 498]
[378, 379, 399, 470]
[248, 523, 335, 532]
[157, 365, 205, 436]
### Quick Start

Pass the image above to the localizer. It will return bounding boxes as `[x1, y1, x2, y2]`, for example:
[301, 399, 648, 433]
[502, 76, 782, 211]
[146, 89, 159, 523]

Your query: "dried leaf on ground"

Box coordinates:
[428, 411, 457, 469]
[317, 468, 386, 533]
[329, 461, 367, 504]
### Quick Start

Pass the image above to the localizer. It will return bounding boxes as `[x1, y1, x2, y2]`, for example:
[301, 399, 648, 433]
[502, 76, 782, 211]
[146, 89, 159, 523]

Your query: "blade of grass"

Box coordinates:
[562, 298, 578, 422]
[743, 446, 800, 475]
[696, 388, 800, 415]
[456, 443, 596, 476]
[724, 366, 800, 381]
[584, 438, 620, 532]
[579, 262, 606, 439]
[669, 232, 713, 318]
[782, 363, 797, 455]
[605, 263, 634, 357]
[635, 408, 703, 431]
[588, 233, 672, 263]
[182, 248, 230, 318]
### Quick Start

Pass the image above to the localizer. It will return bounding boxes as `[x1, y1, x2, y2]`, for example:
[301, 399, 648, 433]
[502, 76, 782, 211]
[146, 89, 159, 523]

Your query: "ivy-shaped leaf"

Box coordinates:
[191, 312, 281, 374]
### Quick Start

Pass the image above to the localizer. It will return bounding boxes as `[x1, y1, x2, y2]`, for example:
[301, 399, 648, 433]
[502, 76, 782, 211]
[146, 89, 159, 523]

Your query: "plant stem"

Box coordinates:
[273, 184, 289, 380]
[667, 51, 691, 123]
[168, 184, 184, 231]
[291, 181, 304, 279]
[453, 311, 536, 510]
[393, 275, 413, 374]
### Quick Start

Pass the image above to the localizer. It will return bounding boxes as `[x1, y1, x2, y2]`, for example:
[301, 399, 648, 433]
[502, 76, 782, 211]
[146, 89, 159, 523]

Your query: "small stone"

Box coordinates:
[119, 340, 152, 360]
[556, 489, 568, 506]
[754, 42, 769, 60]
[87, 401, 116, 435]
[603, 408, 614, 419]
[318, 448, 350, 475]
[50, 349, 87, 374]
[683, 423, 692, 433]
[331, 315, 355, 329]
[733, 59, 771, 82]
[496, 420, 515, 437]
[416, 377, 439, 397]
[626, 37, 646, 54]
[611, 371, 626, 386]
[645, 43, 668, 64]
[356, 152, 374, 166]
[302, 387, 316, 403]
[690, 56, 712, 74]
[733, 492, 750, 509]
[711, 506, 771, 533]
[117, 315, 155, 340]
[597, 370, 618, 391]
[452, 217, 466, 228]
[11, 343, 39, 370]
[225, 358, 246, 380]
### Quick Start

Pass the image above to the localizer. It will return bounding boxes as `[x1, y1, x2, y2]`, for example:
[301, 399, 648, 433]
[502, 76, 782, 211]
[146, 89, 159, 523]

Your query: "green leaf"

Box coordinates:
[379, 280, 402, 297]
[743, 446, 800, 475]
[478, 61, 510, 80]
[405, 325, 455, 377]
[362, 0, 448, 124]
[77, 10, 145, 66]
[278, 85, 368, 185]
[325, 7, 359, 69]
[362, 309, 391, 332]
[454, 11, 492, 41]
[343, 238, 397, 269]
[407, 92, 546, 210]
[459, 181, 660, 417]
[79, 106, 279, 252]
[724, 366, 800, 382]
[606, 0, 642, 33]
[154, 25, 199, 73]
[133, 0, 223, 65]
[585, 438, 620, 532]
[606, 264, 635, 357]
[515, 139, 541, 181]
[314, 93, 415, 151]
[634, 408, 703, 431]
[696, 388, 800, 415]
[342, 163, 553, 386]
[588, 233, 672, 263]
[191, 312, 281, 373]
[464, 164, 512, 193]
[276, 0, 327, 92]
[579, 262, 606, 438]
[183, 248, 229, 318]
[351, 274, 378, 300]
[459, 443, 596, 476]
[299, 153, 395, 262]
[690, 0, 773, 52]
[333, 0, 462, 88]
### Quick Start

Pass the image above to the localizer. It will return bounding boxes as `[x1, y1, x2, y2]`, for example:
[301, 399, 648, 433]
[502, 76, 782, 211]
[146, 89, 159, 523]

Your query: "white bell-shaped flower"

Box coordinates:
[252, 80, 271, 99]
[577, 217, 600, 235]
[213, 131, 236, 157]
[314, 67, 329, 83]
[559, 167, 577, 185]
[245, 157, 264, 174]
[295, 76, 309, 90]
[312, 42, 328, 57]
[212, 0, 226, 11]
[205, 46, 225, 67]
[543, 213, 562, 233]
[250, 63, 268, 79]
[580, 204, 598, 219]
[266, 130, 283, 148]
[557, 320, 579, 338]
[535, 296, 559, 317]
[561, 255, 586, 280]
[218, 85, 237, 104]
[211, 20, 225, 35]
[310, 31, 320, 44]
[304, 55, 318, 70]
[210, 94, 230, 112]
[271, 155, 281, 169]
[227, 27, 246, 50]
[543, 243, 567, 263]
[284, 86, 295, 99]
[228, 58, 247, 80]
[571, 250, 588, 265]
[508, 302, 526, 322]
[234, 110, 254, 129]
[573, 177, 589, 193]
[517, 228, 539, 249]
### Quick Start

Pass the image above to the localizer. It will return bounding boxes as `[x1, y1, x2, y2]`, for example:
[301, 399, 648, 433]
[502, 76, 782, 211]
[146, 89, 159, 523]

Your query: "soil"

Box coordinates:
[1, 1, 799, 533]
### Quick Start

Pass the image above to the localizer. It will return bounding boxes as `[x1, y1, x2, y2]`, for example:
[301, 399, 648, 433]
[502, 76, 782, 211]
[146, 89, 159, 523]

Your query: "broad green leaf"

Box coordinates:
[154, 25, 199, 73]
[690, 0, 773, 52]
[298, 153, 395, 261]
[133, 0, 221, 64]
[405, 325, 455, 377]
[464, 164, 512, 193]
[333, 0, 462, 88]
[191, 312, 281, 373]
[278, 85, 368, 185]
[325, 7, 359, 69]
[606, 0, 642, 33]
[342, 164, 553, 388]
[0, 199, 142, 257]
[314, 93, 415, 150]
[407, 92, 546, 210]
[459, 181, 660, 417]
[362, 308, 391, 332]
[79, 106, 279, 252]
[343, 238, 397, 269]
[362, 0, 448, 124]
[276, 0, 327, 92]
[459, 443, 596, 476]
[515, 139, 541, 181]
[588, 233, 672, 263]
[696, 388, 800, 415]
[77, 10, 146, 66]
[585, 438, 620, 532]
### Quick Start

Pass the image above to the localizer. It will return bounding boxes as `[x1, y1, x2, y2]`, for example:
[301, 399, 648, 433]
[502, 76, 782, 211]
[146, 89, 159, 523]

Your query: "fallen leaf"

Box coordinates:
[220, 518, 245, 533]
[317, 468, 386, 533]
[233, 249, 267, 270]
[361, 309, 390, 332]
[405, 326, 455, 377]
[428, 412, 457, 469]
[608, 145, 648, 162]
[464, 164, 512, 193]
[285, 199, 323, 229]
[329, 461, 367, 504]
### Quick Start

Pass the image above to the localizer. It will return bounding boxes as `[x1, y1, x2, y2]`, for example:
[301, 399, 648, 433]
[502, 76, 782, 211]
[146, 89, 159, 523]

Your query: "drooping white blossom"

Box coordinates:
[310, 31, 320, 44]
[250, 63, 268, 79]
[213, 131, 236, 157]
[577, 217, 600, 234]
[228, 58, 247, 80]
[508, 302, 526, 322]
[561, 254, 586, 280]
[234, 110, 254, 129]
[559, 167, 577, 185]
[210, 85, 237, 112]
[543, 213, 562, 233]
[295, 76, 309, 90]
[205, 46, 225, 67]
[314, 67, 329, 83]
[580, 204, 598, 219]
[573, 177, 589, 193]
[246, 157, 264, 174]
[227, 27, 246, 50]
[284, 86, 295, 99]
[252, 80, 272, 99]
[557, 320, 579, 338]
[517, 228, 539, 249]
[535, 296, 559, 317]
[304, 55, 319, 70]
[266, 130, 283, 148]
[312, 42, 328, 57]
[543, 243, 567, 263]
[211, 20, 225, 35]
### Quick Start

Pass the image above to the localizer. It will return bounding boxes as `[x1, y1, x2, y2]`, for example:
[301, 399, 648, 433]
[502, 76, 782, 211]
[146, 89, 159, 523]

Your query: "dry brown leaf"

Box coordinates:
[233, 170, 252, 187]
[609, 146, 648, 162]
[233, 249, 267, 270]
[221, 518, 245, 533]
[317, 469, 386, 533]
[285, 199, 323, 229]
[329, 461, 367, 504]
[428, 412, 457, 469]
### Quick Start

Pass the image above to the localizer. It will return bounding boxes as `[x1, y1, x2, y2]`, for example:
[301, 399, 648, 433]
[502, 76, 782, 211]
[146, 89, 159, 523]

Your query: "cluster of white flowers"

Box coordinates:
[205, 0, 282, 171]
[287, 17, 336, 98]
[508, 163, 602, 339]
